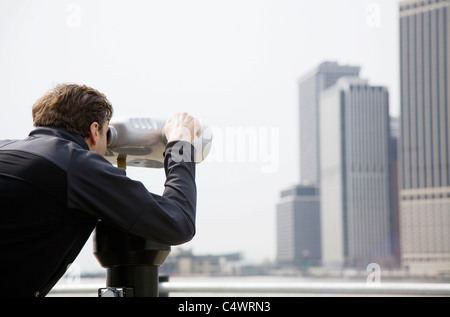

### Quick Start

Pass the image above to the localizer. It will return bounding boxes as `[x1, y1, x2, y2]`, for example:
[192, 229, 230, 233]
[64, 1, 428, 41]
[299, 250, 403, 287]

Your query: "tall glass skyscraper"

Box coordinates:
[276, 62, 361, 269]
[299, 61, 360, 185]
[320, 77, 393, 268]
[399, 0, 450, 273]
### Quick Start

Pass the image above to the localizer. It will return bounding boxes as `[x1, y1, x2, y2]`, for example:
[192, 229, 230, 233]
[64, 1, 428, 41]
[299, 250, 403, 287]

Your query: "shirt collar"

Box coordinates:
[28, 126, 89, 150]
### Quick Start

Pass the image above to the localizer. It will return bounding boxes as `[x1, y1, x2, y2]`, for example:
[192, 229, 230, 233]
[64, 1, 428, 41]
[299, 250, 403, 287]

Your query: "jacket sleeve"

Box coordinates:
[67, 141, 197, 245]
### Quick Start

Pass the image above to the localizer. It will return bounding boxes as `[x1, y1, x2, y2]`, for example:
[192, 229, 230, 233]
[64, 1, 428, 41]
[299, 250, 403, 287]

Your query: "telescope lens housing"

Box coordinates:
[104, 117, 212, 168]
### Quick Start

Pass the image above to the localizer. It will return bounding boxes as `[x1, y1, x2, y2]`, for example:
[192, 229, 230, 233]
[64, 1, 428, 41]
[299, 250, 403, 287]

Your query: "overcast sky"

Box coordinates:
[0, 0, 401, 273]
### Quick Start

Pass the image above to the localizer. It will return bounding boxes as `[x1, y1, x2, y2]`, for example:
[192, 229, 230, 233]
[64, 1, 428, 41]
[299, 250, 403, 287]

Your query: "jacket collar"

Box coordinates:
[28, 126, 90, 150]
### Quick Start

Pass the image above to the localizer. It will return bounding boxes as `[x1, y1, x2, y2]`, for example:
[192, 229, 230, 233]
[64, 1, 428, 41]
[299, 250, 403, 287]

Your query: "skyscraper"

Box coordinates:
[299, 61, 361, 185]
[276, 62, 361, 269]
[399, 0, 450, 273]
[276, 185, 320, 268]
[320, 77, 393, 268]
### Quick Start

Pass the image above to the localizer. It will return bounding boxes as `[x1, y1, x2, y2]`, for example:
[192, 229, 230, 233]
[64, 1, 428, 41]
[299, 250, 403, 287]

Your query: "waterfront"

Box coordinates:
[49, 274, 450, 297]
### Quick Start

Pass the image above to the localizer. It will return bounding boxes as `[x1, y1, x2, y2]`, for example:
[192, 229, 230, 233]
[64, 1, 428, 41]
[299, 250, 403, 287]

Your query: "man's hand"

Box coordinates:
[163, 112, 202, 144]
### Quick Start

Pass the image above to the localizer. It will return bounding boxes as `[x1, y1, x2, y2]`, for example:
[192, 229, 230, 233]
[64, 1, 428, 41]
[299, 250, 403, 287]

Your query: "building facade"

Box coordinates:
[299, 61, 360, 185]
[398, 0, 450, 273]
[389, 117, 401, 267]
[276, 185, 321, 268]
[320, 77, 393, 268]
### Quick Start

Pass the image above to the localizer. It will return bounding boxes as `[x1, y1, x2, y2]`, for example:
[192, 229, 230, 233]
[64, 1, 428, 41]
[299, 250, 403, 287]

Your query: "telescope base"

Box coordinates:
[104, 265, 159, 297]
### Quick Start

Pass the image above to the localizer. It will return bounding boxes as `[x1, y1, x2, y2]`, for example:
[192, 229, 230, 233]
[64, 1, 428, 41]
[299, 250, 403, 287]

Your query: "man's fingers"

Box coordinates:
[164, 112, 201, 143]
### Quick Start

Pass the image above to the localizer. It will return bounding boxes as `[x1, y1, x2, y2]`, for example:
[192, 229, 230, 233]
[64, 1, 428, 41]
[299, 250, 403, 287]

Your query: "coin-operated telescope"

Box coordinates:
[104, 117, 212, 168]
[94, 117, 212, 297]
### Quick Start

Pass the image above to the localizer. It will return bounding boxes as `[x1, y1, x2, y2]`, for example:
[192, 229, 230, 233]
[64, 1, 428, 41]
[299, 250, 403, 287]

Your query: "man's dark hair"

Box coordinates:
[32, 83, 113, 137]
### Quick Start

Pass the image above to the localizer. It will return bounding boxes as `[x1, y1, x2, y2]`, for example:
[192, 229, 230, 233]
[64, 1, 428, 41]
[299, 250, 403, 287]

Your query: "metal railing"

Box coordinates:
[49, 281, 450, 296]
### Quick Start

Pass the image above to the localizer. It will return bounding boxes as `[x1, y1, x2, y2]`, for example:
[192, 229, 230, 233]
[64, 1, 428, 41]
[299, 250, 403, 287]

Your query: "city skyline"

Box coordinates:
[277, 63, 398, 271]
[276, 0, 450, 275]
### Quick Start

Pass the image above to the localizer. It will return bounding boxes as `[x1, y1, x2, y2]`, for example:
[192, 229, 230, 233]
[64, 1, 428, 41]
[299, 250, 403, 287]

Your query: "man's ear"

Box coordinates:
[87, 122, 100, 147]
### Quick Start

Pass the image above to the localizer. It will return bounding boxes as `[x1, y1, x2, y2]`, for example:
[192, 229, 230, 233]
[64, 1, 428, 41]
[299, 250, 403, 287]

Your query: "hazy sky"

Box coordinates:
[0, 0, 401, 273]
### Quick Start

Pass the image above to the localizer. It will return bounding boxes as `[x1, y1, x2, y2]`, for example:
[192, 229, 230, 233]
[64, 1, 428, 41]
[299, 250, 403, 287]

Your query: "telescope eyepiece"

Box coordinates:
[106, 126, 118, 147]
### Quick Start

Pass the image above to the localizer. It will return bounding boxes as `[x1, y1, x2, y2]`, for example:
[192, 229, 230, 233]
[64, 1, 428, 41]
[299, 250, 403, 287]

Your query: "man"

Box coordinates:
[0, 83, 200, 296]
